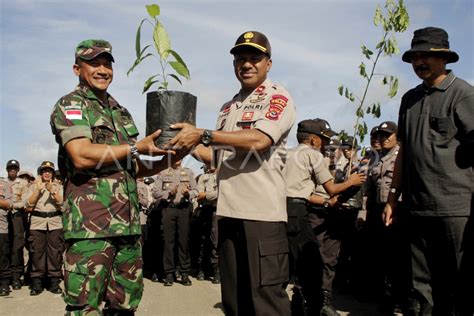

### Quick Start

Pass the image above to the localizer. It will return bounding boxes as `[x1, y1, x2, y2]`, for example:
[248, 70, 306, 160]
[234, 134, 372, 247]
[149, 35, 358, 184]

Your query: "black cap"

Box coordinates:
[6, 159, 20, 169]
[370, 126, 380, 136]
[38, 161, 55, 172]
[402, 27, 458, 63]
[297, 118, 337, 139]
[230, 31, 271, 57]
[341, 136, 358, 149]
[378, 121, 398, 134]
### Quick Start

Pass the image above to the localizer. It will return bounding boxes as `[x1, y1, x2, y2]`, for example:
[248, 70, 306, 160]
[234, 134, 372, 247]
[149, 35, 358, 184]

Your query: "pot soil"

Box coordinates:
[146, 90, 197, 148]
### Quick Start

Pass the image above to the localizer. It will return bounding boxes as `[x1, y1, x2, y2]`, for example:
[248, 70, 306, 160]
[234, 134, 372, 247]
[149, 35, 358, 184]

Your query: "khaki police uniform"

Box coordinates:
[7, 177, 28, 281]
[0, 179, 12, 289]
[25, 182, 64, 280]
[196, 171, 219, 276]
[152, 167, 198, 277]
[215, 78, 295, 315]
[286, 143, 332, 312]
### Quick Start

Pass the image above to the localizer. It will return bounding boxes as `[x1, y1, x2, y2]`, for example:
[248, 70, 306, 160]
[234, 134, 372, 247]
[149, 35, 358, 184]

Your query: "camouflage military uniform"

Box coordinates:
[50, 82, 143, 314]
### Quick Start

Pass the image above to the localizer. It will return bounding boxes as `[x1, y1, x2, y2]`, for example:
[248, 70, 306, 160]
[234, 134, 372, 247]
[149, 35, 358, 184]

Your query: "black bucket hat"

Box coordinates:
[402, 27, 458, 63]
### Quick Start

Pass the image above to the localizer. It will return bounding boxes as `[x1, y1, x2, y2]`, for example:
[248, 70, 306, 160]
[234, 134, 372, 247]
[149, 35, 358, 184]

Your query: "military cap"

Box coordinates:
[230, 31, 271, 57]
[75, 39, 115, 62]
[6, 159, 20, 169]
[38, 161, 55, 172]
[402, 27, 458, 63]
[341, 136, 358, 149]
[297, 118, 337, 139]
[378, 121, 398, 134]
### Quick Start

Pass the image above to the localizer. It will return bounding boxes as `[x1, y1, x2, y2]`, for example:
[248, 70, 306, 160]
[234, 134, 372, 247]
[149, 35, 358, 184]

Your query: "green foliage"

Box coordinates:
[337, 0, 409, 144]
[128, 3, 191, 92]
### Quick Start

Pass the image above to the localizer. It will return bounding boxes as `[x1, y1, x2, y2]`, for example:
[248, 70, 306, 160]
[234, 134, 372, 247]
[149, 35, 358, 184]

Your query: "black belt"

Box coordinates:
[286, 197, 308, 205]
[31, 211, 62, 218]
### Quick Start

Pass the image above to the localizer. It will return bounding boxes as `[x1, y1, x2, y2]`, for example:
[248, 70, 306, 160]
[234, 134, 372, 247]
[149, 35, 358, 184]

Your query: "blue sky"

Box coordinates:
[1, 0, 473, 177]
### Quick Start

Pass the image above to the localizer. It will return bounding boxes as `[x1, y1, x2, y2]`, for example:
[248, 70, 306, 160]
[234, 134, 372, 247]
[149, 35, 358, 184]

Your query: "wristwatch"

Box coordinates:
[200, 129, 213, 147]
[323, 198, 330, 208]
[129, 144, 140, 159]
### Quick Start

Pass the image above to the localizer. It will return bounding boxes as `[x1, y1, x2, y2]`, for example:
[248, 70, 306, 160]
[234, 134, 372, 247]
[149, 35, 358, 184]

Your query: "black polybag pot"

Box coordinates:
[146, 90, 197, 148]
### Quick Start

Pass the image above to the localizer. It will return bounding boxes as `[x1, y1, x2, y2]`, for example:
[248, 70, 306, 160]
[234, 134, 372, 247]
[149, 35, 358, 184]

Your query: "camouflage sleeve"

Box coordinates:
[186, 169, 199, 200]
[50, 92, 92, 146]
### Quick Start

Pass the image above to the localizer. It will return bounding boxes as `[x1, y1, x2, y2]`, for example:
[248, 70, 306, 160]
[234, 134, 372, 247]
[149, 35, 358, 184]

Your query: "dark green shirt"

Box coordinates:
[398, 71, 474, 216]
[50, 84, 141, 239]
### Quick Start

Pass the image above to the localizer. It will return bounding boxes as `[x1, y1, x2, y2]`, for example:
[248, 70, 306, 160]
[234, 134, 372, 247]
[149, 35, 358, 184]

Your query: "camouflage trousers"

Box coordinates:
[63, 236, 143, 315]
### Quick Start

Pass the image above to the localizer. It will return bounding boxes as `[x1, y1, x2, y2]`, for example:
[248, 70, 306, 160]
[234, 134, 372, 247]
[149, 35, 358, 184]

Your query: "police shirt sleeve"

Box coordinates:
[186, 169, 199, 200]
[310, 150, 333, 186]
[50, 94, 92, 146]
[254, 91, 296, 144]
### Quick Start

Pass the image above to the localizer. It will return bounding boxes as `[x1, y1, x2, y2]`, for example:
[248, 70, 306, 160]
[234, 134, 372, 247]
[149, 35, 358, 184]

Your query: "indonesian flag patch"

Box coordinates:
[65, 109, 82, 120]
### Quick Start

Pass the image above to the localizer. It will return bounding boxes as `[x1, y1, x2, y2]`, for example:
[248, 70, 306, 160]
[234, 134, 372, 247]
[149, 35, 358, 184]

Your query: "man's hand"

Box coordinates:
[34, 178, 45, 191]
[197, 192, 206, 201]
[136, 129, 175, 156]
[0, 199, 10, 210]
[348, 172, 367, 186]
[182, 184, 190, 198]
[382, 201, 397, 226]
[45, 180, 53, 192]
[168, 123, 203, 151]
[169, 186, 178, 197]
[328, 196, 338, 207]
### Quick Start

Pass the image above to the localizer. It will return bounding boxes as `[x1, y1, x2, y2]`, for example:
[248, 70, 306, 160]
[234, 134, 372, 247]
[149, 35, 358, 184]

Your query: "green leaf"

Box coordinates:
[127, 52, 153, 76]
[382, 76, 388, 85]
[374, 6, 382, 26]
[388, 77, 399, 97]
[359, 62, 367, 78]
[168, 49, 190, 79]
[374, 104, 381, 118]
[168, 74, 183, 85]
[356, 107, 365, 118]
[338, 85, 344, 96]
[146, 4, 160, 18]
[153, 21, 170, 59]
[135, 19, 147, 58]
[142, 74, 160, 94]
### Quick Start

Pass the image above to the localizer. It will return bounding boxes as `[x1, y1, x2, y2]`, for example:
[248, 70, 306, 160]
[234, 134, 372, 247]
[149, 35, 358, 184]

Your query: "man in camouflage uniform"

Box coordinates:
[50, 39, 170, 315]
[5, 159, 28, 290]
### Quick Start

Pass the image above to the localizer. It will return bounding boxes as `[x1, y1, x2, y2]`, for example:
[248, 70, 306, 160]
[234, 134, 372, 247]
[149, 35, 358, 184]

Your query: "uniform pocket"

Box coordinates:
[258, 238, 289, 286]
[428, 116, 456, 146]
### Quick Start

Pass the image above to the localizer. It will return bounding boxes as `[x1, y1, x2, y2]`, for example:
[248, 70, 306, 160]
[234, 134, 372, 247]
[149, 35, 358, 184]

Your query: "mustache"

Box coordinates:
[415, 65, 429, 72]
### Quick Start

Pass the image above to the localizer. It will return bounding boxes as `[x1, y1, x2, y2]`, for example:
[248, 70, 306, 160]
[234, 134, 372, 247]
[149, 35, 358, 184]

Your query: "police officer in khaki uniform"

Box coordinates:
[169, 31, 295, 315]
[5, 159, 28, 290]
[24, 161, 64, 296]
[361, 121, 408, 312]
[152, 160, 198, 287]
[0, 177, 12, 296]
[287, 120, 366, 316]
[196, 164, 219, 283]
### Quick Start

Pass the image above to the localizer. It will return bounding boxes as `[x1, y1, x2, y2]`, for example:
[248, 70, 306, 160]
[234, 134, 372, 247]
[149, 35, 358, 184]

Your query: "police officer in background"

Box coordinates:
[24, 161, 64, 296]
[5, 159, 28, 290]
[0, 177, 13, 296]
[286, 119, 366, 316]
[196, 164, 220, 284]
[152, 159, 198, 287]
[169, 31, 295, 315]
[360, 121, 408, 312]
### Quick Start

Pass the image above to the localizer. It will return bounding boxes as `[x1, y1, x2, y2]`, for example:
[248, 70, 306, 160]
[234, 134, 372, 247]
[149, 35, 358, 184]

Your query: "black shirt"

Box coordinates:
[398, 71, 474, 216]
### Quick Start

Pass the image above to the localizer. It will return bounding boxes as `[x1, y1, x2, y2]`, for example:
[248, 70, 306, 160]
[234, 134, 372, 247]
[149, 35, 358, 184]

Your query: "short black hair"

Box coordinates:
[297, 132, 312, 143]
